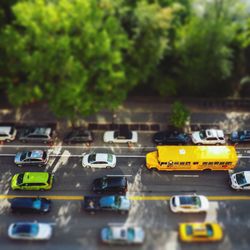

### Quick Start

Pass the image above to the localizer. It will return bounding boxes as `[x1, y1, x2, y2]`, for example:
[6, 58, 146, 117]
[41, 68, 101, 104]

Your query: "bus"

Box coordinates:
[146, 146, 238, 171]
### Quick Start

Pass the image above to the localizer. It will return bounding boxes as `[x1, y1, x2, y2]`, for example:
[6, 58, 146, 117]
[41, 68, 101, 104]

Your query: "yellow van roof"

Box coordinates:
[157, 146, 237, 162]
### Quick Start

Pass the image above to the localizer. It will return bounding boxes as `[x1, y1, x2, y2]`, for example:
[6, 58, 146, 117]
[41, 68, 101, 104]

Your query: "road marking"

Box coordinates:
[0, 194, 250, 201]
[0, 153, 145, 158]
[106, 175, 132, 177]
[174, 175, 199, 178]
[238, 156, 250, 158]
[0, 144, 155, 150]
[0, 195, 84, 200]
[116, 155, 145, 158]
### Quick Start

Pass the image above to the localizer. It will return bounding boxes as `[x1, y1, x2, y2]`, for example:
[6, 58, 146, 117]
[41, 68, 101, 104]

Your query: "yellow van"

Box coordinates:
[146, 146, 238, 171]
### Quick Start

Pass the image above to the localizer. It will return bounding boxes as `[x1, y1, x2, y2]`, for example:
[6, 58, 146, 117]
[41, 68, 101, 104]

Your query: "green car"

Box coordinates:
[11, 172, 53, 191]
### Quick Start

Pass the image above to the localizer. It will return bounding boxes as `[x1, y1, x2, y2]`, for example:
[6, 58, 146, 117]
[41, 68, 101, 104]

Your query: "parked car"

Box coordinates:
[229, 130, 250, 144]
[82, 153, 116, 169]
[191, 129, 225, 145]
[0, 126, 17, 142]
[18, 127, 54, 143]
[63, 129, 93, 144]
[82, 195, 130, 214]
[153, 130, 190, 145]
[10, 197, 51, 213]
[230, 171, 250, 190]
[179, 222, 223, 242]
[103, 128, 138, 144]
[8, 222, 53, 240]
[101, 225, 145, 245]
[92, 176, 128, 194]
[11, 172, 53, 191]
[170, 194, 209, 213]
[14, 150, 49, 167]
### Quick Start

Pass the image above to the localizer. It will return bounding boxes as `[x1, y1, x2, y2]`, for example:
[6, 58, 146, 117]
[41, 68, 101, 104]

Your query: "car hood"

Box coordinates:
[36, 224, 52, 239]
[191, 131, 201, 142]
[14, 152, 23, 163]
[103, 131, 114, 142]
[133, 228, 145, 243]
[120, 197, 130, 210]
[93, 178, 103, 191]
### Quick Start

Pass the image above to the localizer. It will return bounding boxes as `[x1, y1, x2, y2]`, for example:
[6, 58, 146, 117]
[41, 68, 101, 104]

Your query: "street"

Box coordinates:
[0, 133, 250, 250]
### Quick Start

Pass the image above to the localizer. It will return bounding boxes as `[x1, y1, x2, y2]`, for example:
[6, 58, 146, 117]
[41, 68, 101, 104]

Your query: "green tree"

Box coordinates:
[170, 101, 189, 129]
[2, 0, 129, 119]
[120, 0, 173, 85]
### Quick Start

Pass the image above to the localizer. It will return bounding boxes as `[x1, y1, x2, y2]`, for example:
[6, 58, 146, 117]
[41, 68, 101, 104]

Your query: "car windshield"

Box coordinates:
[101, 178, 108, 189]
[127, 228, 135, 241]
[114, 196, 121, 207]
[42, 151, 47, 159]
[236, 173, 247, 185]
[180, 196, 201, 207]
[20, 152, 29, 161]
[199, 130, 206, 139]
[88, 154, 96, 163]
[107, 154, 113, 163]
[206, 224, 213, 237]
[32, 199, 42, 209]
[13, 224, 38, 236]
[16, 174, 24, 185]
[185, 225, 193, 236]
[107, 228, 113, 240]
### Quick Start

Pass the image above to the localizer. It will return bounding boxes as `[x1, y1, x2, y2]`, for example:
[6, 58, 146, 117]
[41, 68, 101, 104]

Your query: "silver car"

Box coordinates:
[82, 153, 116, 168]
[8, 222, 52, 240]
[101, 225, 145, 245]
[14, 150, 49, 167]
[19, 127, 54, 143]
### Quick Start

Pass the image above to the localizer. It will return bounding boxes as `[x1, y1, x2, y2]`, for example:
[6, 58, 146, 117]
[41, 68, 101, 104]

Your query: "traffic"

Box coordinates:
[0, 124, 250, 248]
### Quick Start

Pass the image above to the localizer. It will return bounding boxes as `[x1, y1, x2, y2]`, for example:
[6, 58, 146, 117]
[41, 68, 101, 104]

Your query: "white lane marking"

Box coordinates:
[0, 153, 15, 156]
[0, 153, 145, 158]
[51, 150, 71, 174]
[238, 156, 250, 158]
[106, 175, 132, 177]
[116, 155, 145, 158]
[174, 175, 199, 177]
[205, 201, 219, 221]
[0, 144, 155, 150]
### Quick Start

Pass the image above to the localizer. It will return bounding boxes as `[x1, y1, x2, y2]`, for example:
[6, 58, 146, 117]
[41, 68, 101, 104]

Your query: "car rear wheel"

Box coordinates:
[5, 139, 11, 143]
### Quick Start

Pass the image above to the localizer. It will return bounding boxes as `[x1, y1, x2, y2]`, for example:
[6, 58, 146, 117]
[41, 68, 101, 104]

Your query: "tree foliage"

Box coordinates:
[1, 0, 129, 118]
[170, 101, 189, 129]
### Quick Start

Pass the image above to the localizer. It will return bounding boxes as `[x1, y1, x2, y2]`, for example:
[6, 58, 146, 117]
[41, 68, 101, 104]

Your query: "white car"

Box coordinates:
[103, 129, 138, 144]
[8, 222, 52, 240]
[230, 171, 250, 190]
[82, 153, 116, 168]
[191, 129, 225, 145]
[0, 126, 17, 142]
[170, 194, 209, 213]
[101, 225, 145, 245]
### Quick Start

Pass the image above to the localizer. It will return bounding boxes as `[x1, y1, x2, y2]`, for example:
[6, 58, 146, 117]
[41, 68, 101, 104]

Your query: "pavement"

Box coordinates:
[0, 97, 250, 133]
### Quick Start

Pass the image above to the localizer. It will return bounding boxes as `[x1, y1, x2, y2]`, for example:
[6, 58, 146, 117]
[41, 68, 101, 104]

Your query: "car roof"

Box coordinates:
[30, 150, 44, 159]
[0, 126, 12, 133]
[95, 153, 109, 161]
[28, 127, 52, 135]
[23, 172, 49, 183]
[205, 129, 224, 138]
[243, 171, 250, 183]
[111, 227, 127, 240]
[116, 128, 132, 137]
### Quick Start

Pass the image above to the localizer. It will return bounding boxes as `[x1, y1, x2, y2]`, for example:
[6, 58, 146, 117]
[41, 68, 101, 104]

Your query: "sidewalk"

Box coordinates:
[0, 98, 250, 133]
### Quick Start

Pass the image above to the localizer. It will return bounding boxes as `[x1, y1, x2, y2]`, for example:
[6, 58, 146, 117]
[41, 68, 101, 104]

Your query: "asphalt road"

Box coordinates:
[0, 135, 250, 250]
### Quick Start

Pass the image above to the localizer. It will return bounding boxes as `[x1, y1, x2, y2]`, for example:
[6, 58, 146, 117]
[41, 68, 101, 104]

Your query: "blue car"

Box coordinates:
[230, 130, 250, 144]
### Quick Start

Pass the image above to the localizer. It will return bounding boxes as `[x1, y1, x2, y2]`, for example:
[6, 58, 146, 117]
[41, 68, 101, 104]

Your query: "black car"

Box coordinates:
[19, 127, 54, 144]
[230, 130, 250, 144]
[10, 197, 51, 213]
[63, 129, 93, 144]
[92, 176, 128, 194]
[153, 130, 190, 145]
